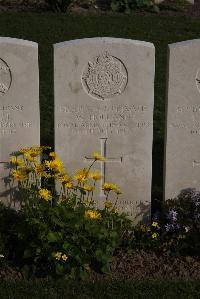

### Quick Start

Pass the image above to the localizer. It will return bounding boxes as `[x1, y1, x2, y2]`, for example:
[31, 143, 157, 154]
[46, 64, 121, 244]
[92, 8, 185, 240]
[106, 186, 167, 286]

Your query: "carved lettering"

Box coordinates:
[0, 129, 16, 135]
[0, 105, 23, 111]
[0, 109, 32, 136]
[57, 104, 152, 135]
[58, 104, 148, 113]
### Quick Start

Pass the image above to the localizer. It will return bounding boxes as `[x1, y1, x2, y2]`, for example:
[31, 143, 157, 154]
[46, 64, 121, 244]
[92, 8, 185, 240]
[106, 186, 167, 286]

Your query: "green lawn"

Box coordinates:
[0, 13, 199, 199]
[0, 279, 199, 299]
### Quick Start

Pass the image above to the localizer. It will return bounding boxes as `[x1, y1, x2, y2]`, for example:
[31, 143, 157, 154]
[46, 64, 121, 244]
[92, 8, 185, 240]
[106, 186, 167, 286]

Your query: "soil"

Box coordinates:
[0, 0, 200, 16]
[1, 250, 200, 281]
[89, 250, 200, 281]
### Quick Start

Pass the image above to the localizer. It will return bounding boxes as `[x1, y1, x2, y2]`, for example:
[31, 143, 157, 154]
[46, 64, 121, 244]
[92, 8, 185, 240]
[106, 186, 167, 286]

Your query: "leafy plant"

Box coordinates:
[110, 0, 159, 13]
[159, 0, 190, 12]
[7, 146, 131, 279]
[73, 0, 96, 9]
[45, 0, 72, 12]
[129, 188, 200, 256]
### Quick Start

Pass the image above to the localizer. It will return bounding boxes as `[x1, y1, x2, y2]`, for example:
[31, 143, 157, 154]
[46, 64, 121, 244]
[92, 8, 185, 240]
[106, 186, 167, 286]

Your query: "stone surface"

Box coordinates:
[153, 0, 194, 4]
[0, 38, 40, 206]
[165, 39, 200, 200]
[54, 38, 155, 222]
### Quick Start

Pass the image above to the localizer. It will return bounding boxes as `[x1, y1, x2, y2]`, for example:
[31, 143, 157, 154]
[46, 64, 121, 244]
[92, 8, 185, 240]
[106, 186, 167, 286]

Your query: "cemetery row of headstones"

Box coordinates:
[0, 37, 199, 222]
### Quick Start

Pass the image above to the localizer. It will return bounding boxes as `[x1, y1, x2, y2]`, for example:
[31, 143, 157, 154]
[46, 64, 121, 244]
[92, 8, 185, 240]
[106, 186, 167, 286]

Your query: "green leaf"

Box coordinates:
[23, 249, 33, 259]
[56, 263, 64, 275]
[63, 242, 71, 250]
[111, 2, 120, 12]
[51, 216, 65, 227]
[80, 268, 88, 280]
[47, 231, 61, 242]
[101, 264, 111, 273]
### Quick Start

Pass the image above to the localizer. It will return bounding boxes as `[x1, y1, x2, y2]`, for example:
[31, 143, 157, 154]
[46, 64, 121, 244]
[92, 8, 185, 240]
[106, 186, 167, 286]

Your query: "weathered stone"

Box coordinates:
[153, 0, 194, 4]
[54, 38, 154, 222]
[165, 39, 200, 200]
[0, 38, 40, 206]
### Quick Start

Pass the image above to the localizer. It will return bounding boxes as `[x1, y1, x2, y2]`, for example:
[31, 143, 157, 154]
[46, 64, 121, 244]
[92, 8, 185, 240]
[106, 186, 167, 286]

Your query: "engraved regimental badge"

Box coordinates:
[0, 58, 11, 96]
[196, 68, 200, 94]
[82, 51, 128, 100]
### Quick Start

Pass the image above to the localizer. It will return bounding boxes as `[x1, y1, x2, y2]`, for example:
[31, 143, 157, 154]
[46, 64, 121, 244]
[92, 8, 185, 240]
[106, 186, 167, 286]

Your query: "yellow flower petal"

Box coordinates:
[92, 152, 106, 161]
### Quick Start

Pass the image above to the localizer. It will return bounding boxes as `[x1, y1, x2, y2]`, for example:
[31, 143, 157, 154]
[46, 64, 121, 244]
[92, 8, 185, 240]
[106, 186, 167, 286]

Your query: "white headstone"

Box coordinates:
[0, 38, 40, 205]
[154, 0, 194, 4]
[165, 39, 200, 200]
[54, 38, 155, 222]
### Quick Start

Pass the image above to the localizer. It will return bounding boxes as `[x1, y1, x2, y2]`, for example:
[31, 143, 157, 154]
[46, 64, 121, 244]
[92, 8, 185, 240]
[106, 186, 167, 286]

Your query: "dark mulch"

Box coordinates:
[0, 0, 48, 12]
[158, 0, 200, 17]
[0, 0, 200, 16]
[89, 250, 200, 281]
[1, 250, 200, 281]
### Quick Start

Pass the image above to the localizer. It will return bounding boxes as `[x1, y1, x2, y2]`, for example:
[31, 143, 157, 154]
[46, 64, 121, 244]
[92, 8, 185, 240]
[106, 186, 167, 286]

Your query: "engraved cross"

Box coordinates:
[193, 160, 200, 167]
[85, 138, 123, 196]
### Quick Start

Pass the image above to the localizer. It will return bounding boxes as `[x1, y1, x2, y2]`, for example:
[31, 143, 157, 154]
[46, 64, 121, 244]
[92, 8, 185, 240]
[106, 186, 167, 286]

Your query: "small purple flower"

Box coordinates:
[167, 209, 178, 222]
[164, 223, 172, 232]
[194, 200, 200, 207]
[164, 223, 180, 232]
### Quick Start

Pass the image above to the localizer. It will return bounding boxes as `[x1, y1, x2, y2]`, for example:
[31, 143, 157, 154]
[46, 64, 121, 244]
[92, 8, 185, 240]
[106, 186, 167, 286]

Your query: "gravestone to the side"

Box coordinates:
[0, 38, 40, 206]
[165, 39, 200, 200]
[54, 38, 154, 222]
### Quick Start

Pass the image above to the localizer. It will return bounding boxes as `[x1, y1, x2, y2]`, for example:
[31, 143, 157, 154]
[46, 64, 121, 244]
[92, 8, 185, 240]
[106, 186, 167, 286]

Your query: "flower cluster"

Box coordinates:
[8, 146, 131, 280]
[102, 182, 121, 194]
[11, 146, 122, 216]
[53, 252, 69, 261]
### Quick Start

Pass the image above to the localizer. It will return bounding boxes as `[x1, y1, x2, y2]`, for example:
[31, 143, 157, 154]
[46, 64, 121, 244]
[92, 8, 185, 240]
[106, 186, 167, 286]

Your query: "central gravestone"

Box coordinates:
[0, 38, 40, 206]
[54, 38, 155, 222]
[165, 39, 200, 200]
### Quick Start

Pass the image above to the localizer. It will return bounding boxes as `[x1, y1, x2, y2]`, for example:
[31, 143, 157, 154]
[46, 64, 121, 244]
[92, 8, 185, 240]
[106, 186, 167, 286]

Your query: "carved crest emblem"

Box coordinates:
[82, 52, 128, 100]
[196, 68, 200, 94]
[0, 58, 11, 96]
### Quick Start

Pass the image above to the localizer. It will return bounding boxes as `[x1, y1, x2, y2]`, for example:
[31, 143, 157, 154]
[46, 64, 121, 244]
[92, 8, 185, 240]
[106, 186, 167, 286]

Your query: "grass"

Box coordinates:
[0, 13, 200, 199]
[0, 279, 199, 298]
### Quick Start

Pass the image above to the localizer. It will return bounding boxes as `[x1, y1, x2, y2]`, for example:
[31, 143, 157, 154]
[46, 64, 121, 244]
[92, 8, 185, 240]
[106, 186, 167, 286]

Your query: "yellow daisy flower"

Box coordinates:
[102, 182, 121, 194]
[74, 168, 88, 183]
[111, 208, 118, 214]
[92, 152, 106, 161]
[152, 221, 160, 229]
[53, 252, 62, 260]
[89, 171, 102, 181]
[49, 152, 56, 158]
[45, 158, 64, 173]
[83, 184, 95, 192]
[57, 174, 71, 184]
[10, 156, 25, 167]
[34, 163, 45, 175]
[62, 254, 69, 261]
[104, 201, 113, 209]
[152, 233, 158, 239]
[65, 181, 74, 189]
[85, 210, 101, 220]
[38, 188, 52, 201]
[11, 169, 29, 181]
